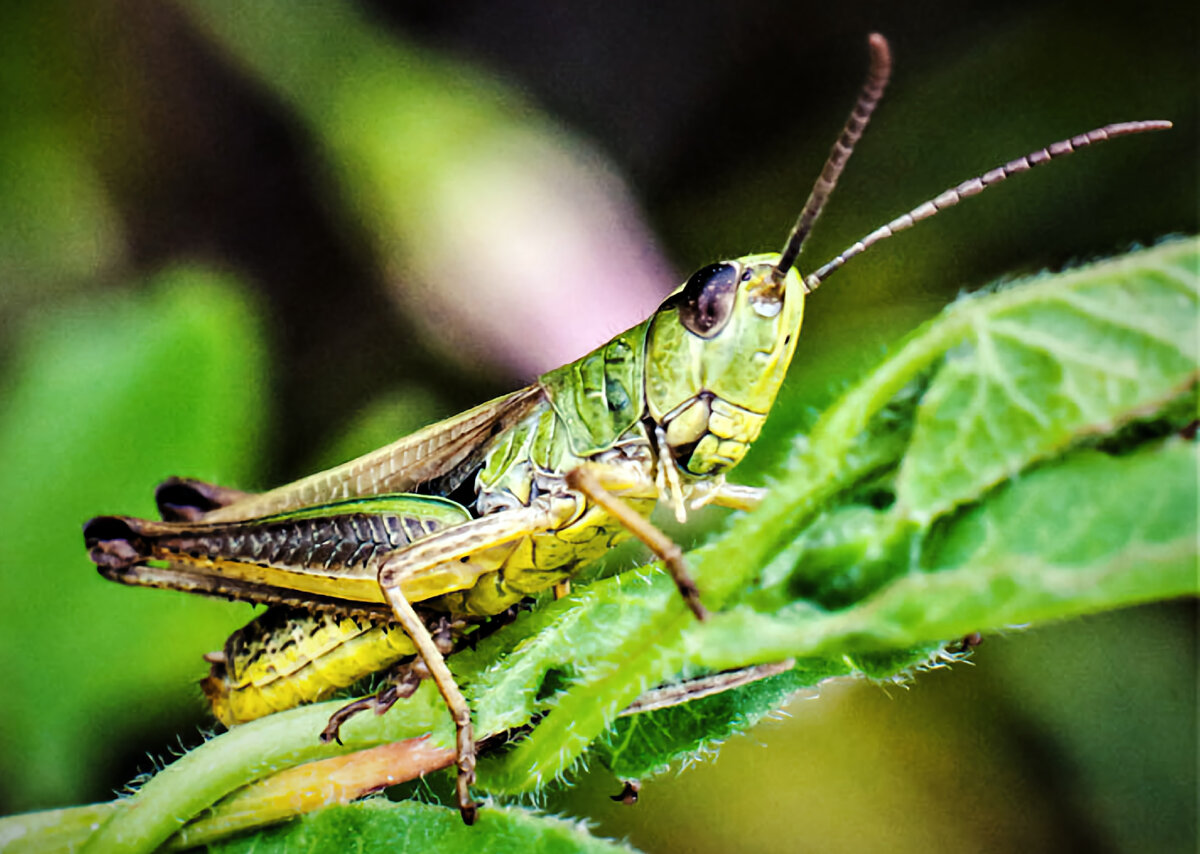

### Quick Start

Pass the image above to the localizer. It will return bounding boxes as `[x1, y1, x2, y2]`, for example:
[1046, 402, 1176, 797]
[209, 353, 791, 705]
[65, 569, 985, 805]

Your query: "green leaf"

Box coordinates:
[691, 438, 1197, 672]
[208, 801, 637, 854]
[897, 246, 1198, 518]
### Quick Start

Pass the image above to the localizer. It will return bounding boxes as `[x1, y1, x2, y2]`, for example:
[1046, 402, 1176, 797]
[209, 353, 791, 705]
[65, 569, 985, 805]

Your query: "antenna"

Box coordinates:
[803, 119, 1173, 293]
[771, 33, 892, 284]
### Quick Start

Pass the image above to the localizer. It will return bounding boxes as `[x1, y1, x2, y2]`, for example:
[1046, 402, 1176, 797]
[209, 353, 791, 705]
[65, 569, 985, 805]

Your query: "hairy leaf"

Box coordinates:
[208, 801, 636, 854]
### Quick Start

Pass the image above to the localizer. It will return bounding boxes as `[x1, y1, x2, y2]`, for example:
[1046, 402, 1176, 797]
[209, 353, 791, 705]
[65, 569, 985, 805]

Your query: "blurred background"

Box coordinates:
[0, 1, 1195, 851]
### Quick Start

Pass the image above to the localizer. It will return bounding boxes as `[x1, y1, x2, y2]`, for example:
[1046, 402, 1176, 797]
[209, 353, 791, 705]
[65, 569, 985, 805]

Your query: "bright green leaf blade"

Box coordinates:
[207, 801, 638, 854]
[693, 438, 1198, 670]
[927, 441, 1196, 576]
[898, 239, 1199, 518]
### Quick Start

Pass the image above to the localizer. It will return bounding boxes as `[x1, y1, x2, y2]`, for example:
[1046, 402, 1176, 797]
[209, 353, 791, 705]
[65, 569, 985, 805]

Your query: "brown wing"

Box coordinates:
[201, 384, 546, 523]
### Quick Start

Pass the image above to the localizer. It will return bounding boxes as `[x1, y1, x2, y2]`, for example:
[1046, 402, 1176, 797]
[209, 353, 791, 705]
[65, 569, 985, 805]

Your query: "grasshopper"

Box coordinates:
[83, 34, 1169, 824]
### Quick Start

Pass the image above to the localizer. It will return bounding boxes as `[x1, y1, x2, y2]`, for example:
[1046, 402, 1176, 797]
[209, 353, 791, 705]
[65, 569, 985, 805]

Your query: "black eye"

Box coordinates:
[678, 262, 739, 338]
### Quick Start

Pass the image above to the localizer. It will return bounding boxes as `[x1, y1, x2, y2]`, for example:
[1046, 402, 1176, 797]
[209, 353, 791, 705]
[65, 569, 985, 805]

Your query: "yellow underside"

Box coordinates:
[204, 495, 654, 725]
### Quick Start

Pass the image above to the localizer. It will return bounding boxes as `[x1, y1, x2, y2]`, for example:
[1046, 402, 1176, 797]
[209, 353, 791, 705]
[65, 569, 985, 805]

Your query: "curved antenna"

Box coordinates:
[771, 33, 892, 284]
[803, 119, 1173, 293]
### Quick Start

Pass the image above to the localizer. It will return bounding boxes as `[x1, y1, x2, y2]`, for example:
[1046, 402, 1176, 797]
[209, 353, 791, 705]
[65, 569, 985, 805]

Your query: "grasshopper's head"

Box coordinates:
[639, 32, 1170, 480]
[644, 253, 805, 476]
[640, 34, 895, 479]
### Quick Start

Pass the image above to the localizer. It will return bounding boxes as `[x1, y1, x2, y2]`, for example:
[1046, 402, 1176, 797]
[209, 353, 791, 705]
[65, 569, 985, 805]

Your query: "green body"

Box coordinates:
[86, 253, 809, 726]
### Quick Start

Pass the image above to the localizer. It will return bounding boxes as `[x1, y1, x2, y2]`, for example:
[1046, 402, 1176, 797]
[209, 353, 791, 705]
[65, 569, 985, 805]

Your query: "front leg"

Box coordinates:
[566, 465, 709, 621]
[687, 478, 767, 513]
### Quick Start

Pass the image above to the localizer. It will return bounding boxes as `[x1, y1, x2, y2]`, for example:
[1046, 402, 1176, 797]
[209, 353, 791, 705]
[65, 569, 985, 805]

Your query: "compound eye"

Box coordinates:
[678, 262, 740, 338]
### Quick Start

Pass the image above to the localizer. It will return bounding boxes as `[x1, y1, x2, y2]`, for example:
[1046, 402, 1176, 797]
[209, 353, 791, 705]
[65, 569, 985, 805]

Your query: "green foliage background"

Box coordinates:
[0, 1, 1195, 851]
